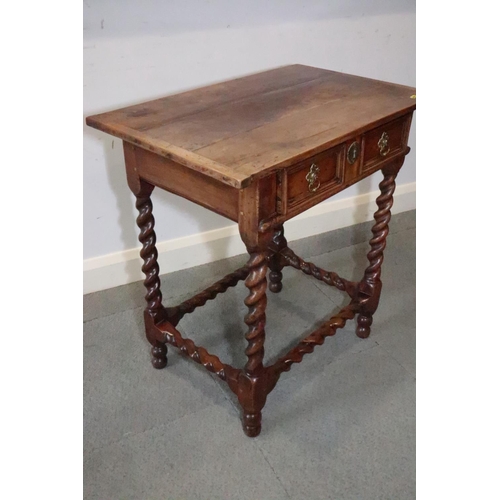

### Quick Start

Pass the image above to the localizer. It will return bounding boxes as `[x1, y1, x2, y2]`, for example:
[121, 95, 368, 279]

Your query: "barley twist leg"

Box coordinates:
[135, 184, 167, 368]
[240, 251, 268, 436]
[357, 170, 396, 339]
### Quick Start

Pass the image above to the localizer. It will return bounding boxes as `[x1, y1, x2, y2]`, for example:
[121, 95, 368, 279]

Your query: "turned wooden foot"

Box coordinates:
[243, 411, 262, 437]
[356, 314, 373, 339]
[151, 343, 168, 369]
[269, 270, 283, 293]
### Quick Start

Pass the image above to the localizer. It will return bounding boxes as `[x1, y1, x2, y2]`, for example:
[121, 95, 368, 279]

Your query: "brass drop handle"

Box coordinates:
[306, 163, 321, 192]
[378, 131, 390, 157]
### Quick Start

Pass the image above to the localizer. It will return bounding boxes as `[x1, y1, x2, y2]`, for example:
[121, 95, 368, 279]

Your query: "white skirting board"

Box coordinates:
[83, 181, 415, 294]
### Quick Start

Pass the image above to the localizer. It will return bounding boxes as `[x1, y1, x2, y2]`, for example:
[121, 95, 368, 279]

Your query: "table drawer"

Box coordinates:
[362, 115, 409, 172]
[286, 145, 345, 210]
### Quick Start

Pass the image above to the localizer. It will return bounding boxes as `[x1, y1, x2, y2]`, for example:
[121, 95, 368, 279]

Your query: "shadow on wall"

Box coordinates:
[83, 0, 416, 38]
[96, 128, 138, 282]
[86, 124, 237, 281]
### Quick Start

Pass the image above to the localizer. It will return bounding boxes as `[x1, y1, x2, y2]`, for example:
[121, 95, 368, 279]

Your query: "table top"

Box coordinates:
[86, 64, 416, 188]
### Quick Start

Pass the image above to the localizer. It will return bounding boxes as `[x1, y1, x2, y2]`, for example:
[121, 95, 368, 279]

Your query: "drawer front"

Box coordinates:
[279, 111, 413, 220]
[286, 145, 345, 210]
[362, 115, 409, 172]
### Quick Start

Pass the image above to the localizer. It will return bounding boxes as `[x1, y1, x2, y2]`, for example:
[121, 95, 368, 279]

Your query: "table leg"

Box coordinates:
[356, 166, 398, 339]
[134, 180, 168, 368]
[268, 224, 287, 293]
[237, 250, 269, 436]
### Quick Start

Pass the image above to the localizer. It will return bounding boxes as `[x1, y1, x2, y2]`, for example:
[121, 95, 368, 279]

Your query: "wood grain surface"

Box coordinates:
[86, 64, 416, 187]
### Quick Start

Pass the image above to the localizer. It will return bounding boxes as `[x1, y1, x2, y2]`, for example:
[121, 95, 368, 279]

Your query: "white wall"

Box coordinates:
[83, 0, 416, 292]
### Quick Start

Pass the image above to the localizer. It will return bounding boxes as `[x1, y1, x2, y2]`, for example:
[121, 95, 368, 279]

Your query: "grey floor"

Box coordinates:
[84, 211, 415, 500]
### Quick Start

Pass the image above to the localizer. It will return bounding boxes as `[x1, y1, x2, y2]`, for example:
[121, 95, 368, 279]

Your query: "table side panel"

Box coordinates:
[125, 142, 239, 222]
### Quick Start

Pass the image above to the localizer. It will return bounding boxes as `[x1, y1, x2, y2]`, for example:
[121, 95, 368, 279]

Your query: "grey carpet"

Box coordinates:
[84, 211, 415, 500]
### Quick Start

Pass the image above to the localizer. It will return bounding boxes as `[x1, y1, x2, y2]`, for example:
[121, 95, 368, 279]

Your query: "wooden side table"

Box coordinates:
[87, 65, 416, 437]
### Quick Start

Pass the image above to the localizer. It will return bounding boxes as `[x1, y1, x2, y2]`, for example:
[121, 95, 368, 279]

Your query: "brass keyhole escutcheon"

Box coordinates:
[306, 163, 321, 192]
[378, 131, 390, 157]
[347, 141, 360, 164]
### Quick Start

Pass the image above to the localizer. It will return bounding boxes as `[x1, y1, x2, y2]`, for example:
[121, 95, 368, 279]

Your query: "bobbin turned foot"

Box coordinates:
[356, 314, 373, 339]
[268, 270, 283, 293]
[243, 411, 262, 437]
[151, 343, 168, 369]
